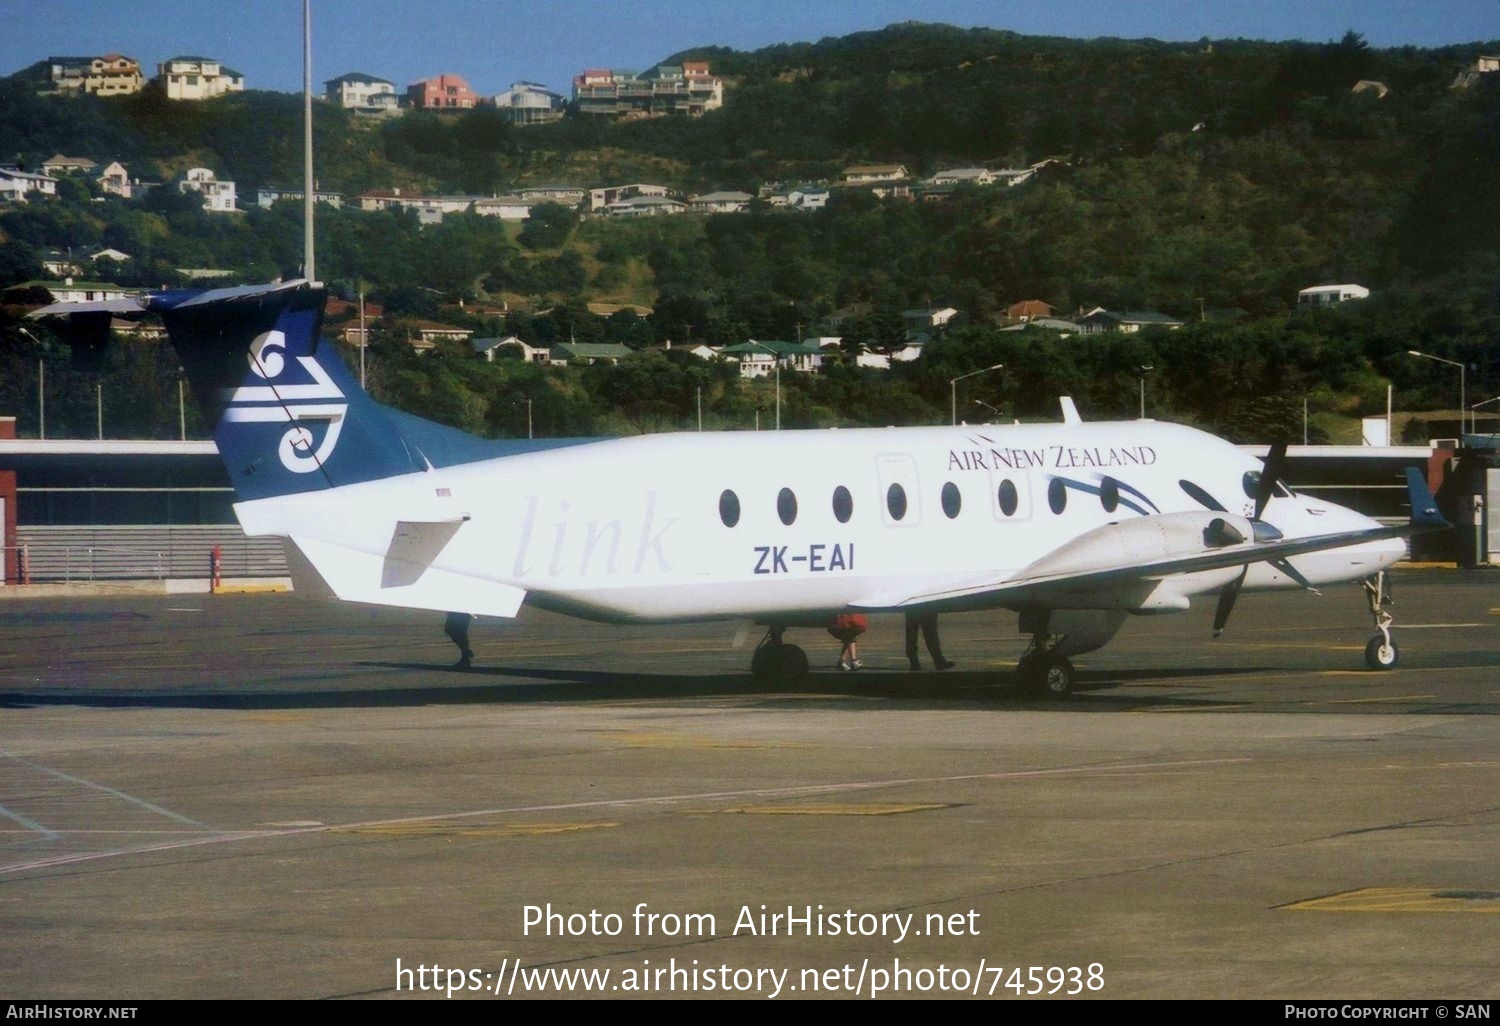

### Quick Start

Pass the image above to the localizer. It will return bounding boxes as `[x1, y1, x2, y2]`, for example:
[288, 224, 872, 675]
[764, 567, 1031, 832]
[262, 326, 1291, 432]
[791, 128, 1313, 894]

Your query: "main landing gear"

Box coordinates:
[1016, 636, 1076, 699]
[1362, 570, 1399, 670]
[750, 625, 809, 686]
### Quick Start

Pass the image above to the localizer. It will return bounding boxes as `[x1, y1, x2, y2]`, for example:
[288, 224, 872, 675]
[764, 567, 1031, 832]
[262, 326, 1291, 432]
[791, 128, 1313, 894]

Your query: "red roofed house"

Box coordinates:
[1007, 300, 1054, 322]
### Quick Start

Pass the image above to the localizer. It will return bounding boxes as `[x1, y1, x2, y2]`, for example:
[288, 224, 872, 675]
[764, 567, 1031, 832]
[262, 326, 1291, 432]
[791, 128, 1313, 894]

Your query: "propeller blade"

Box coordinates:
[1270, 557, 1320, 593]
[1212, 566, 1249, 637]
[1254, 441, 1288, 520]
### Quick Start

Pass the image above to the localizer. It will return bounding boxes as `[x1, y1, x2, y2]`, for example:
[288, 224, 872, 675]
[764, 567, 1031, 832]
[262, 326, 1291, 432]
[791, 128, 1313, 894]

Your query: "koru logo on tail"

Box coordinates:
[220, 329, 347, 474]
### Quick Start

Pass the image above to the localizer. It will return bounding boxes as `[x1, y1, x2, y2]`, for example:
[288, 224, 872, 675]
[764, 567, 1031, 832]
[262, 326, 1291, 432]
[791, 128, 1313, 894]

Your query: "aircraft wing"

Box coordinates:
[858, 469, 1447, 612]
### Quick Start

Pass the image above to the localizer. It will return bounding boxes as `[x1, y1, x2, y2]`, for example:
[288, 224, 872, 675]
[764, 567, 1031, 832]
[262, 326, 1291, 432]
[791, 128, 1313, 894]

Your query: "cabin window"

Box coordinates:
[998, 479, 1018, 517]
[777, 487, 798, 526]
[718, 489, 740, 527]
[1099, 476, 1119, 513]
[886, 483, 908, 521]
[941, 481, 962, 519]
[832, 485, 853, 523]
[1048, 478, 1067, 514]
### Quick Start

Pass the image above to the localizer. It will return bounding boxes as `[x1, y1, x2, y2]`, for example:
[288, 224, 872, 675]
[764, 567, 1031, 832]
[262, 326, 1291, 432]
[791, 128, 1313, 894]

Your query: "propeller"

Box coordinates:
[1211, 442, 1298, 637]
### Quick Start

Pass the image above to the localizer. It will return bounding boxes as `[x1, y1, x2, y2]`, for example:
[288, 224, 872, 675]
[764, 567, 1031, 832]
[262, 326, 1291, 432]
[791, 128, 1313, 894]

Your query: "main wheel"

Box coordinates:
[1037, 654, 1077, 698]
[1364, 635, 1399, 670]
[1015, 652, 1040, 695]
[751, 643, 810, 686]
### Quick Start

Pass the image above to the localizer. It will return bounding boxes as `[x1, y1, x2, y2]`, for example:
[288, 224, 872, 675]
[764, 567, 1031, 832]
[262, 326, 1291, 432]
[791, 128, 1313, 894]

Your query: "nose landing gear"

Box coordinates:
[1362, 570, 1398, 670]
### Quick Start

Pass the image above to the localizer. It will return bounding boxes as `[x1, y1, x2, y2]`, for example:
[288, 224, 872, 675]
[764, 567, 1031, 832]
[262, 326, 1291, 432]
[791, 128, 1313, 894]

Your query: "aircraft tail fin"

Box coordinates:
[149, 280, 424, 502]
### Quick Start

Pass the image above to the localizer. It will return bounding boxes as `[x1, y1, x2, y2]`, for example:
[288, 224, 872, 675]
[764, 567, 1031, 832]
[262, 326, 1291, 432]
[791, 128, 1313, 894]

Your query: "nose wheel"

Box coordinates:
[1361, 571, 1398, 670]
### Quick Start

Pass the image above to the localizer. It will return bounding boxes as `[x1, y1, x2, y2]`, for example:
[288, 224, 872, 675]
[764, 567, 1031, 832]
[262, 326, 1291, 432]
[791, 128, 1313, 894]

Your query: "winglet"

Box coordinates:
[1404, 468, 1449, 532]
[1059, 396, 1082, 424]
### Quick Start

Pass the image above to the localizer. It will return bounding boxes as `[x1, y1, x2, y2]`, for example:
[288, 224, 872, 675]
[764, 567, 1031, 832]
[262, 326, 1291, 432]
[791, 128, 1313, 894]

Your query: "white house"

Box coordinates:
[471, 196, 535, 220]
[473, 336, 550, 364]
[493, 81, 566, 125]
[158, 57, 245, 100]
[927, 168, 996, 187]
[324, 73, 398, 114]
[588, 183, 671, 213]
[176, 167, 238, 212]
[0, 168, 57, 201]
[256, 185, 343, 209]
[690, 191, 753, 214]
[1297, 283, 1371, 307]
[603, 195, 686, 218]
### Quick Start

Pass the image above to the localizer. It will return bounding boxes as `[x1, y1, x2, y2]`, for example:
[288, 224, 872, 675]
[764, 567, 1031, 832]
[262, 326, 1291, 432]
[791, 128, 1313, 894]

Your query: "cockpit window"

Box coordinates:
[1242, 471, 1293, 500]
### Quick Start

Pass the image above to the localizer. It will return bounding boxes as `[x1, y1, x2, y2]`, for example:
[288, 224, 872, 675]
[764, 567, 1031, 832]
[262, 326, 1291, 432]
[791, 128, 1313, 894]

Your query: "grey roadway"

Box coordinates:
[0, 567, 1497, 999]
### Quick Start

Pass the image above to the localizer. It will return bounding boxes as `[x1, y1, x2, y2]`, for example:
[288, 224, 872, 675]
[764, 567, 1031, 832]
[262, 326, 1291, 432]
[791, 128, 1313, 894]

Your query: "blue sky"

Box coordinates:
[2, 1, 1495, 98]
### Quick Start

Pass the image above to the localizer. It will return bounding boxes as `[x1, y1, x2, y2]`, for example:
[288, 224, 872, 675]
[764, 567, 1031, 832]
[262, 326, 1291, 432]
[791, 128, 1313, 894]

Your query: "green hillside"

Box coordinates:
[1, 24, 1497, 441]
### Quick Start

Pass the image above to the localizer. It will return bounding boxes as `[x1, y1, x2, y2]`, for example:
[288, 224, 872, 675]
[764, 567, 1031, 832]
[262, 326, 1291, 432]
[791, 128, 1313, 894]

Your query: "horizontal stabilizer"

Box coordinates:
[289, 536, 525, 618]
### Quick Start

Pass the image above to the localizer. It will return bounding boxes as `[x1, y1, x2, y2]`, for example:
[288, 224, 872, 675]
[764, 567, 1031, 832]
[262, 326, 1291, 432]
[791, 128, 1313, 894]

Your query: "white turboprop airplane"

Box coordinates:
[34, 280, 1447, 695]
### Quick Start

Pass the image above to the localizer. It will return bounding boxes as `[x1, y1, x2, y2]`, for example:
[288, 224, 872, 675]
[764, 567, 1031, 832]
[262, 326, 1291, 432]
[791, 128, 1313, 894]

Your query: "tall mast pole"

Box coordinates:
[303, 0, 315, 282]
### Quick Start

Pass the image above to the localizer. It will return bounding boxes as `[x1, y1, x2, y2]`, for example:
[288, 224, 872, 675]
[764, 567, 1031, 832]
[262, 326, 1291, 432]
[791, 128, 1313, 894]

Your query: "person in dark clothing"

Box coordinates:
[444, 611, 474, 668]
[905, 611, 954, 671]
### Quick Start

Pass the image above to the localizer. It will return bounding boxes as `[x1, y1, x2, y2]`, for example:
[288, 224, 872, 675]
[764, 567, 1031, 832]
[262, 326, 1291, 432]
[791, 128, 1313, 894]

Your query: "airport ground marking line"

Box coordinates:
[0, 804, 59, 841]
[0, 747, 215, 830]
[0, 756, 1249, 877]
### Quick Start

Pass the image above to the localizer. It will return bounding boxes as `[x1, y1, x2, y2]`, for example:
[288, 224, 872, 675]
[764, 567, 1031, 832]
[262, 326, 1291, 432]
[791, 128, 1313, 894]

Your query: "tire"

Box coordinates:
[1038, 654, 1076, 698]
[1015, 653, 1040, 696]
[1364, 635, 1399, 670]
[778, 644, 809, 685]
[750, 644, 780, 685]
[751, 643, 810, 686]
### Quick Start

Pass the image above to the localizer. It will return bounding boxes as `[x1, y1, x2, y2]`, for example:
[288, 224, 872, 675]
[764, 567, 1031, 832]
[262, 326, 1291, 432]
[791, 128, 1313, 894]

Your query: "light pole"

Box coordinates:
[1138, 364, 1154, 419]
[1472, 395, 1500, 435]
[1407, 350, 1465, 437]
[949, 363, 1005, 425]
[17, 327, 45, 439]
[972, 399, 1001, 420]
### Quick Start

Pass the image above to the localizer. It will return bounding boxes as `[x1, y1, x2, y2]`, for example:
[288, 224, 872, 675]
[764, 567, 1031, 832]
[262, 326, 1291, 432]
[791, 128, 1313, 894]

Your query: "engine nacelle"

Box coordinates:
[1019, 511, 1253, 612]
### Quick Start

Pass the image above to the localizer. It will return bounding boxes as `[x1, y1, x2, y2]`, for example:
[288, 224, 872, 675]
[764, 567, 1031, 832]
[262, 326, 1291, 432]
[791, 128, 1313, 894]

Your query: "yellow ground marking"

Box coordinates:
[1318, 694, 1436, 704]
[334, 821, 617, 839]
[588, 730, 804, 750]
[1138, 704, 1251, 713]
[695, 803, 953, 817]
[1281, 887, 1500, 913]
[212, 583, 290, 595]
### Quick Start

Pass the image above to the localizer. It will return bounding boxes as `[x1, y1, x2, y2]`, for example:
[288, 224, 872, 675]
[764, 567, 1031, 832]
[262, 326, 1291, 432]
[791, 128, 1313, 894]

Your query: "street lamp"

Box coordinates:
[972, 399, 1001, 420]
[1138, 364, 1154, 419]
[1472, 395, 1500, 435]
[1407, 350, 1465, 437]
[949, 363, 1005, 425]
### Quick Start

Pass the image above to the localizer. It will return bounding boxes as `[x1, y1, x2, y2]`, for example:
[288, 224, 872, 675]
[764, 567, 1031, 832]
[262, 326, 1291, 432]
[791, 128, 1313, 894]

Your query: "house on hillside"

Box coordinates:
[174, 167, 237, 212]
[1297, 283, 1370, 307]
[1077, 309, 1184, 334]
[493, 82, 566, 125]
[41, 155, 97, 176]
[1006, 299, 1053, 322]
[406, 74, 481, 109]
[550, 342, 632, 366]
[325, 73, 398, 114]
[157, 57, 244, 100]
[47, 54, 144, 96]
[474, 336, 550, 364]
